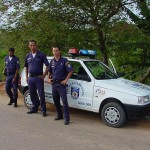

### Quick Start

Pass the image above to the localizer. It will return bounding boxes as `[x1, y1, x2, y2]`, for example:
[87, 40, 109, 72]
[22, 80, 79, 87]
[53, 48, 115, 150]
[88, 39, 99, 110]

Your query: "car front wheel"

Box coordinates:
[23, 90, 33, 109]
[101, 102, 127, 128]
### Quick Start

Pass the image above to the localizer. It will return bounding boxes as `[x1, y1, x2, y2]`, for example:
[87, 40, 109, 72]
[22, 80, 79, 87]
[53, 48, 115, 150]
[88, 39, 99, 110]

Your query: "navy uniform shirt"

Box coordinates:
[49, 57, 73, 81]
[4, 55, 20, 75]
[24, 50, 49, 74]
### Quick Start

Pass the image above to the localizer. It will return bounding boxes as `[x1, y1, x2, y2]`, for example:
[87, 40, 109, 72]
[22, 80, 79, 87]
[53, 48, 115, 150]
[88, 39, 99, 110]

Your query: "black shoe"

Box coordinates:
[54, 116, 63, 120]
[14, 103, 17, 107]
[27, 110, 38, 114]
[8, 100, 14, 105]
[42, 112, 47, 117]
[64, 120, 69, 125]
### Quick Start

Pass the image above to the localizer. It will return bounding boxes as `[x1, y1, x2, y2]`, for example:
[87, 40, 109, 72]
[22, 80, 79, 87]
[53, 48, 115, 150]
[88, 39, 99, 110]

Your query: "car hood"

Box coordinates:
[94, 78, 150, 96]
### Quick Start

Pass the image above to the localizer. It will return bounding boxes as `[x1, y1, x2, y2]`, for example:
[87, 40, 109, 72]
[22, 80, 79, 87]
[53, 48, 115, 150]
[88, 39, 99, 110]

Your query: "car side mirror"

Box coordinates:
[117, 72, 125, 77]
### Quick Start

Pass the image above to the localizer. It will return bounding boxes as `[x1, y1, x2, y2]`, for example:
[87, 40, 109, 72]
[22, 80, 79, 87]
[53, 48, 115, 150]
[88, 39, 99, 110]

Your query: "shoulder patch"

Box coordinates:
[65, 62, 69, 65]
[65, 62, 71, 68]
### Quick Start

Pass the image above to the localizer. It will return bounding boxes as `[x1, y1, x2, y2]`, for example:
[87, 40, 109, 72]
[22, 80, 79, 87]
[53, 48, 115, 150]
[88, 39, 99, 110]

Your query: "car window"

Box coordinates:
[69, 61, 90, 81]
[69, 61, 81, 79]
[84, 61, 118, 80]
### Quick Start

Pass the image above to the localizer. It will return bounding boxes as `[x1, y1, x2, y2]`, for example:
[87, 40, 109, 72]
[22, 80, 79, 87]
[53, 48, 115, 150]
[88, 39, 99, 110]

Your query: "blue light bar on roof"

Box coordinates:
[79, 49, 96, 56]
[87, 50, 96, 55]
[79, 49, 89, 56]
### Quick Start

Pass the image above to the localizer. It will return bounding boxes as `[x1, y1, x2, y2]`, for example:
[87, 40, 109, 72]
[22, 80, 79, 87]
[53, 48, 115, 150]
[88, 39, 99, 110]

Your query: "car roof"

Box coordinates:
[47, 56, 100, 62]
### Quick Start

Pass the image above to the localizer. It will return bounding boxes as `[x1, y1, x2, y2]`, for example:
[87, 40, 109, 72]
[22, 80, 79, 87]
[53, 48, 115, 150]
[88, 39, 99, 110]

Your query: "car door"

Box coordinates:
[67, 61, 94, 111]
[44, 59, 53, 103]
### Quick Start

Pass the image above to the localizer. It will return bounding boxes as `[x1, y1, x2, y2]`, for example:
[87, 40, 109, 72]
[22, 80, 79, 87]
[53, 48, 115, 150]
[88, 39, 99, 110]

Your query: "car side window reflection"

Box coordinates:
[69, 61, 91, 82]
[69, 61, 80, 79]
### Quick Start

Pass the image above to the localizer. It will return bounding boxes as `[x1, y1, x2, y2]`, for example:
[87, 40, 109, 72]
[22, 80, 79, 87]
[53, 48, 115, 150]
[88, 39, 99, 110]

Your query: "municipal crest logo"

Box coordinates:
[71, 87, 79, 99]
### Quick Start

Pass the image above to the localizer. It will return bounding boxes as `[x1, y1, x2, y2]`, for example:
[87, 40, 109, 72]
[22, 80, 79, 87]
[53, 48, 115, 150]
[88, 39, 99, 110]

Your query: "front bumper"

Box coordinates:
[124, 103, 150, 119]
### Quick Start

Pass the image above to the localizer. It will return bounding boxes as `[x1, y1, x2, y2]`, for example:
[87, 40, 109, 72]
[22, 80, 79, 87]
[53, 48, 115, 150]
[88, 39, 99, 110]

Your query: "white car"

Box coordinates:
[19, 56, 150, 128]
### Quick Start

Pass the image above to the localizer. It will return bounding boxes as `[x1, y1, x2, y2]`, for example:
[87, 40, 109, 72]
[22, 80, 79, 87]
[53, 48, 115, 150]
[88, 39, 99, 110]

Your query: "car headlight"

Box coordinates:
[138, 95, 150, 104]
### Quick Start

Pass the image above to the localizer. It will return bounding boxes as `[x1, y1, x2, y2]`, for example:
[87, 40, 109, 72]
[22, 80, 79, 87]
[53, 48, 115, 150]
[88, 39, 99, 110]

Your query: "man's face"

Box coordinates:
[52, 47, 61, 57]
[9, 51, 14, 57]
[28, 42, 37, 51]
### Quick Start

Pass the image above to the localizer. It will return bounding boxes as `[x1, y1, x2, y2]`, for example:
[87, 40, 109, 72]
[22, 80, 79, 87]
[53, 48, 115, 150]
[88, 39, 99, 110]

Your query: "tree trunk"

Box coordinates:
[139, 67, 150, 83]
[97, 29, 108, 65]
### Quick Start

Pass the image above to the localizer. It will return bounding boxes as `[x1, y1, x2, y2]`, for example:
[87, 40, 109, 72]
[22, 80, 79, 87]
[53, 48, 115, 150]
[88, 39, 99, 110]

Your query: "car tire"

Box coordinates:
[23, 90, 33, 109]
[101, 102, 127, 128]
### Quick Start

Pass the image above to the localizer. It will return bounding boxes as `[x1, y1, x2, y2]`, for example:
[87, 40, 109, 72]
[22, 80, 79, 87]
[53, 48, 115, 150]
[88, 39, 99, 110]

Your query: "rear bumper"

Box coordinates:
[124, 103, 150, 119]
[18, 85, 28, 94]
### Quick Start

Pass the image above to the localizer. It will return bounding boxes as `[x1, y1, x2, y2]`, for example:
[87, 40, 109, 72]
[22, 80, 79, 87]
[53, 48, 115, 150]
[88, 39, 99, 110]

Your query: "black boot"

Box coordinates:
[8, 98, 14, 105]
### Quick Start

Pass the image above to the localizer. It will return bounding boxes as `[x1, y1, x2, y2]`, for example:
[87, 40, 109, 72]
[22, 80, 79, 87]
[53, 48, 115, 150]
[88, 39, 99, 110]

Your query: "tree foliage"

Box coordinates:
[107, 21, 150, 84]
[1, 0, 136, 65]
[123, 0, 150, 35]
[0, 0, 150, 84]
[122, 0, 150, 83]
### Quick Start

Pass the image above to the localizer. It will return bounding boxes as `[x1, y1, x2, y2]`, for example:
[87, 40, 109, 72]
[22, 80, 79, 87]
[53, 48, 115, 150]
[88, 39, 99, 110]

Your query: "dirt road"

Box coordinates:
[0, 82, 150, 150]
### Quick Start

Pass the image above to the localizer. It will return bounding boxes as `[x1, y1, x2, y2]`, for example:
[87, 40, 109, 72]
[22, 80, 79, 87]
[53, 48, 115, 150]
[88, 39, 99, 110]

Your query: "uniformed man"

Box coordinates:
[4, 48, 20, 107]
[47, 46, 73, 125]
[24, 40, 49, 117]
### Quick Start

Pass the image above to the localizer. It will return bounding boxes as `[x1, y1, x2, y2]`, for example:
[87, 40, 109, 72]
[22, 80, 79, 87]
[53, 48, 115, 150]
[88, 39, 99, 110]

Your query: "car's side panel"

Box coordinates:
[67, 79, 94, 111]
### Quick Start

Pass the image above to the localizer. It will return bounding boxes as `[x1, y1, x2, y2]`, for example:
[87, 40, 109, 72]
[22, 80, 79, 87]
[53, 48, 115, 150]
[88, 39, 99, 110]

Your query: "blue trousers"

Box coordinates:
[5, 75, 18, 101]
[28, 77, 46, 112]
[52, 83, 70, 121]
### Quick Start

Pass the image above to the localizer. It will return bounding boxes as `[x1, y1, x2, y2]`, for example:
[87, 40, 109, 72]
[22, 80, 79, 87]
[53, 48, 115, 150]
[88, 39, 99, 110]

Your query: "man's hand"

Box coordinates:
[39, 75, 45, 80]
[46, 79, 53, 84]
[61, 79, 68, 85]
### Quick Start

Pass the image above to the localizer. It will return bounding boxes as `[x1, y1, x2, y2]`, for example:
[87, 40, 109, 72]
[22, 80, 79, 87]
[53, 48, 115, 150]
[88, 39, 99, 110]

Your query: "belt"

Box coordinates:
[53, 79, 68, 87]
[53, 79, 62, 84]
[7, 73, 15, 75]
[29, 73, 42, 77]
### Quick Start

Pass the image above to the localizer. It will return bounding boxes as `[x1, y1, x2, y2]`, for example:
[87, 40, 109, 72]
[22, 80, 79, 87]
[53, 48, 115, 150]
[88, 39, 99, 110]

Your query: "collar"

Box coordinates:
[30, 50, 38, 55]
[54, 56, 62, 61]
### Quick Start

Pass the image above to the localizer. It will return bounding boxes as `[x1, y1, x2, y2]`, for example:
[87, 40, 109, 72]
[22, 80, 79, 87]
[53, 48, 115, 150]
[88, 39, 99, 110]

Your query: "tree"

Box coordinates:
[39, 0, 132, 65]
[1, 0, 136, 65]
[107, 21, 150, 84]
[123, 0, 150, 35]
[123, 0, 150, 83]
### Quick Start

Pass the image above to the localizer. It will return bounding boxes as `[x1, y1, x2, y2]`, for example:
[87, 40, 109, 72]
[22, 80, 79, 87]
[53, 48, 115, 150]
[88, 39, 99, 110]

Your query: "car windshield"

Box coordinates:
[84, 61, 118, 80]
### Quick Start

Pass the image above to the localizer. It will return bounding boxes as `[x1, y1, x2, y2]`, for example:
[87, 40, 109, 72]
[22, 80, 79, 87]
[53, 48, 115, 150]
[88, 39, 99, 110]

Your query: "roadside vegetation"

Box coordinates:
[0, 0, 149, 85]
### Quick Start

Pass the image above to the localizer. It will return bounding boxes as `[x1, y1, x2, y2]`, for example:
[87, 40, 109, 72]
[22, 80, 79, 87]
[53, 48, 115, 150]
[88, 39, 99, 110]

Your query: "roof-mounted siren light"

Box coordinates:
[88, 50, 96, 59]
[79, 49, 89, 56]
[68, 48, 79, 58]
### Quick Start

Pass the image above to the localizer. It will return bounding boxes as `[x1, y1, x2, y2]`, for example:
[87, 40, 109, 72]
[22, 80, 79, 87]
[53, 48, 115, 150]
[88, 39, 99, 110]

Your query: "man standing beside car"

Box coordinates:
[47, 46, 73, 125]
[4, 48, 20, 107]
[24, 40, 49, 117]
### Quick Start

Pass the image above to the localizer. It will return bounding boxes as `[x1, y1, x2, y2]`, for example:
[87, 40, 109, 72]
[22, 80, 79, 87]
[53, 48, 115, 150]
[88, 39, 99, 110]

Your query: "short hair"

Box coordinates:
[29, 40, 37, 44]
[52, 46, 61, 51]
[9, 47, 15, 52]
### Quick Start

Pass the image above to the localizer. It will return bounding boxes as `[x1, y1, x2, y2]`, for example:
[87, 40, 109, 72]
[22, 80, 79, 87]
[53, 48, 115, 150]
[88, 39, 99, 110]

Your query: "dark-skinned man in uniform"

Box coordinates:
[47, 46, 73, 125]
[24, 40, 49, 117]
[4, 48, 20, 107]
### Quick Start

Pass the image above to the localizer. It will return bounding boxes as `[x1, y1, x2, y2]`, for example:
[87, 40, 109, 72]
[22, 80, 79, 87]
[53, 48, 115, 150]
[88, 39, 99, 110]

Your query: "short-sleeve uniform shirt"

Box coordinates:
[5, 55, 20, 74]
[49, 57, 73, 81]
[24, 50, 49, 74]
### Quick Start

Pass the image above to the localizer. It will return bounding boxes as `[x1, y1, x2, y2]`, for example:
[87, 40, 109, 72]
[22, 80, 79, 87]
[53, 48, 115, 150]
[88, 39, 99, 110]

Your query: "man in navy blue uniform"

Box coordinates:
[47, 46, 73, 125]
[24, 40, 49, 117]
[4, 48, 20, 107]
